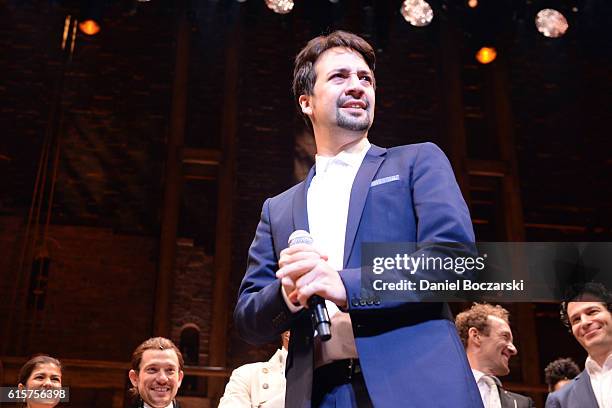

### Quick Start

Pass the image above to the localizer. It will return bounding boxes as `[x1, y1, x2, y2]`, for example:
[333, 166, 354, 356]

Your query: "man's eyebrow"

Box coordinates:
[327, 67, 373, 76]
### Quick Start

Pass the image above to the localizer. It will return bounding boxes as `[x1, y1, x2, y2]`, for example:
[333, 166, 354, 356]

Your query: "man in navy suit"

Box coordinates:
[546, 282, 612, 408]
[234, 30, 482, 407]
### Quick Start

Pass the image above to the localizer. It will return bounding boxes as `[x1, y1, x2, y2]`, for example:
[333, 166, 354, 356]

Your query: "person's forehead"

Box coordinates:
[31, 363, 61, 376]
[141, 349, 180, 368]
[314, 47, 370, 73]
[487, 315, 511, 333]
[567, 300, 605, 317]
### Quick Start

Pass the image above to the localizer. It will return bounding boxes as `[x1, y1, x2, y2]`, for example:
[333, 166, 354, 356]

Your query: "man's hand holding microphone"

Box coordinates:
[276, 230, 348, 341]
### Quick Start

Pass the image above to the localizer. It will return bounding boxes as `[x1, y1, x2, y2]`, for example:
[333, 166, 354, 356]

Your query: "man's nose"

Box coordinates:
[580, 313, 594, 328]
[507, 342, 517, 355]
[345, 74, 365, 97]
[157, 371, 169, 382]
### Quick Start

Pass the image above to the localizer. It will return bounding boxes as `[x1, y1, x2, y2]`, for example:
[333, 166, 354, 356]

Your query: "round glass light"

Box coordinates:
[535, 9, 569, 38]
[265, 0, 294, 14]
[400, 0, 434, 27]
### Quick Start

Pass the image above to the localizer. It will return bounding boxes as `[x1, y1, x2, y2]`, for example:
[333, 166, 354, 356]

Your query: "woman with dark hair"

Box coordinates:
[17, 355, 63, 408]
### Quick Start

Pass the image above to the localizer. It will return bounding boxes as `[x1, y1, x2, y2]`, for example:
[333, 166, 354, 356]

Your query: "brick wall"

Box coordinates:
[0, 217, 157, 360]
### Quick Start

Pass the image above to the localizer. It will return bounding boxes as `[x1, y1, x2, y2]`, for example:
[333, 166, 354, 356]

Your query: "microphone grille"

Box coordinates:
[288, 230, 313, 246]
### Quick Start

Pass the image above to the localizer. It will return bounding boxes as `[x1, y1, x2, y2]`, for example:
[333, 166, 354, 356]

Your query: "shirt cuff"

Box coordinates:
[281, 284, 304, 313]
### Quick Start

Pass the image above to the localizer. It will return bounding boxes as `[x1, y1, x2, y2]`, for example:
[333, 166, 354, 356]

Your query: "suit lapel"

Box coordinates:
[292, 166, 314, 232]
[572, 370, 598, 407]
[343, 144, 386, 267]
[497, 385, 515, 408]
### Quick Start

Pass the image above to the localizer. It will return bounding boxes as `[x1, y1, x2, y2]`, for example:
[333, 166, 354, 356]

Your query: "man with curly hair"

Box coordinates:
[456, 303, 534, 408]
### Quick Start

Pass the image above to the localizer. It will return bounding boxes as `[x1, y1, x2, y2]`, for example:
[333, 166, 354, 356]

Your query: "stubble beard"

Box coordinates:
[336, 108, 372, 131]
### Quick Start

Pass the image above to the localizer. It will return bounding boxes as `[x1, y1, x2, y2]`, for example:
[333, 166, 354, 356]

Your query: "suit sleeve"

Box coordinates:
[218, 364, 256, 408]
[234, 199, 304, 344]
[341, 142, 477, 309]
[545, 392, 562, 408]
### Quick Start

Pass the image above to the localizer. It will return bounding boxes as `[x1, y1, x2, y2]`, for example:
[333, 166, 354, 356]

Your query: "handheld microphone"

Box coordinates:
[287, 230, 332, 341]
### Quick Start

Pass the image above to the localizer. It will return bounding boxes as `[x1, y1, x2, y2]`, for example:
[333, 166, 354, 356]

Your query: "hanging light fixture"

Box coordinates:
[265, 0, 294, 14]
[535, 9, 569, 38]
[400, 0, 434, 27]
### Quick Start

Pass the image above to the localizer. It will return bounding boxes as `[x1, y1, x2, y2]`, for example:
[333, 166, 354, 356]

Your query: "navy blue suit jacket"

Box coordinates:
[235, 142, 483, 407]
[545, 370, 599, 408]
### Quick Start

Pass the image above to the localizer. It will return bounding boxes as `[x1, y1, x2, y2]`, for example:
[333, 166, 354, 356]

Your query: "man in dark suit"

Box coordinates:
[234, 30, 482, 407]
[456, 303, 535, 408]
[546, 282, 612, 408]
[128, 337, 183, 408]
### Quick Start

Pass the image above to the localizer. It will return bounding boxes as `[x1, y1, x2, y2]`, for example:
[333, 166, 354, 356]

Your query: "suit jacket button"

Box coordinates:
[262, 383, 269, 389]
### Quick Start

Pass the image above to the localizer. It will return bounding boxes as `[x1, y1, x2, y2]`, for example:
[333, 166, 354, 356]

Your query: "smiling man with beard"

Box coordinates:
[128, 337, 184, 408]
[456, 303, 535, 408]
[235, 30, 481, 407]
[546, 282, 612, 408]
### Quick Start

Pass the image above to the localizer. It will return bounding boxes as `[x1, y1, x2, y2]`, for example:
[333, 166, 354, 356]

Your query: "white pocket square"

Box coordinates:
[370, 174, 400, 187]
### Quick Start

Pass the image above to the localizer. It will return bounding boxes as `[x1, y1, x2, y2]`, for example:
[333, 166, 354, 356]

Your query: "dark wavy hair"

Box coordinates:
[544, 357, 580, 391]
[292, 30, 376, 129]
[560, 282, 612, 331]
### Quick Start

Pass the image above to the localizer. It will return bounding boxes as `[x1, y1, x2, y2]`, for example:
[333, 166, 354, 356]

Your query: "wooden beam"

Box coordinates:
[437, 17, 469, 197]
[181, 148, 221, 180]
[0, 357, 231, 387]
[155, 8, 190, 337]
[206, 11, 241, 403]
[467, 159, 510, 178]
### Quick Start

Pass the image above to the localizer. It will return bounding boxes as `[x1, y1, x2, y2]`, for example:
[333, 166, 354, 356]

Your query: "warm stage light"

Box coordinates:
[265, 0, 294, 14]
[400, 0, 434, 27]
[78, 19, 100, 35]
[475, 47, 497, 64]
[468, 0, 478, 8]
[535, 9, 569, 38]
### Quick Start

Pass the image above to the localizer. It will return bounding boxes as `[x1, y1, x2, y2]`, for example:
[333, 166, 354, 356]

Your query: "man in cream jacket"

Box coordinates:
[219, 332, 289, 408]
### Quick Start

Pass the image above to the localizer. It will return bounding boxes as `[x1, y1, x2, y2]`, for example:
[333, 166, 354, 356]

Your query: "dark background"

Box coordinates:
[1, 0, 611, 406]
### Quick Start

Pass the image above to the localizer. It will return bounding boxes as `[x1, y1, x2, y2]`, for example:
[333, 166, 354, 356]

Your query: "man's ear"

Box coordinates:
[177, 370, 184, 387]
[468, 327, 480, 347]
[128, 370, 139, 387]
[299, 94, 313, 116]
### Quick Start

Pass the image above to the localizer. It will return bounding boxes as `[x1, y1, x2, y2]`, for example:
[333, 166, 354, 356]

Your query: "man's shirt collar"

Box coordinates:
[585, 352, 612, 376]
[143, 402, 174, 408]
[315, 138, 370, 174]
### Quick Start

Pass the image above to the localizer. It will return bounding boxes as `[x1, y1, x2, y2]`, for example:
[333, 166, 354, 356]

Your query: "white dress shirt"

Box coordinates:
[282, 138, 371, 365]
[472, 369, 502, 408]
[144, 402, 173, 408]
[585, 353, 612, 408]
